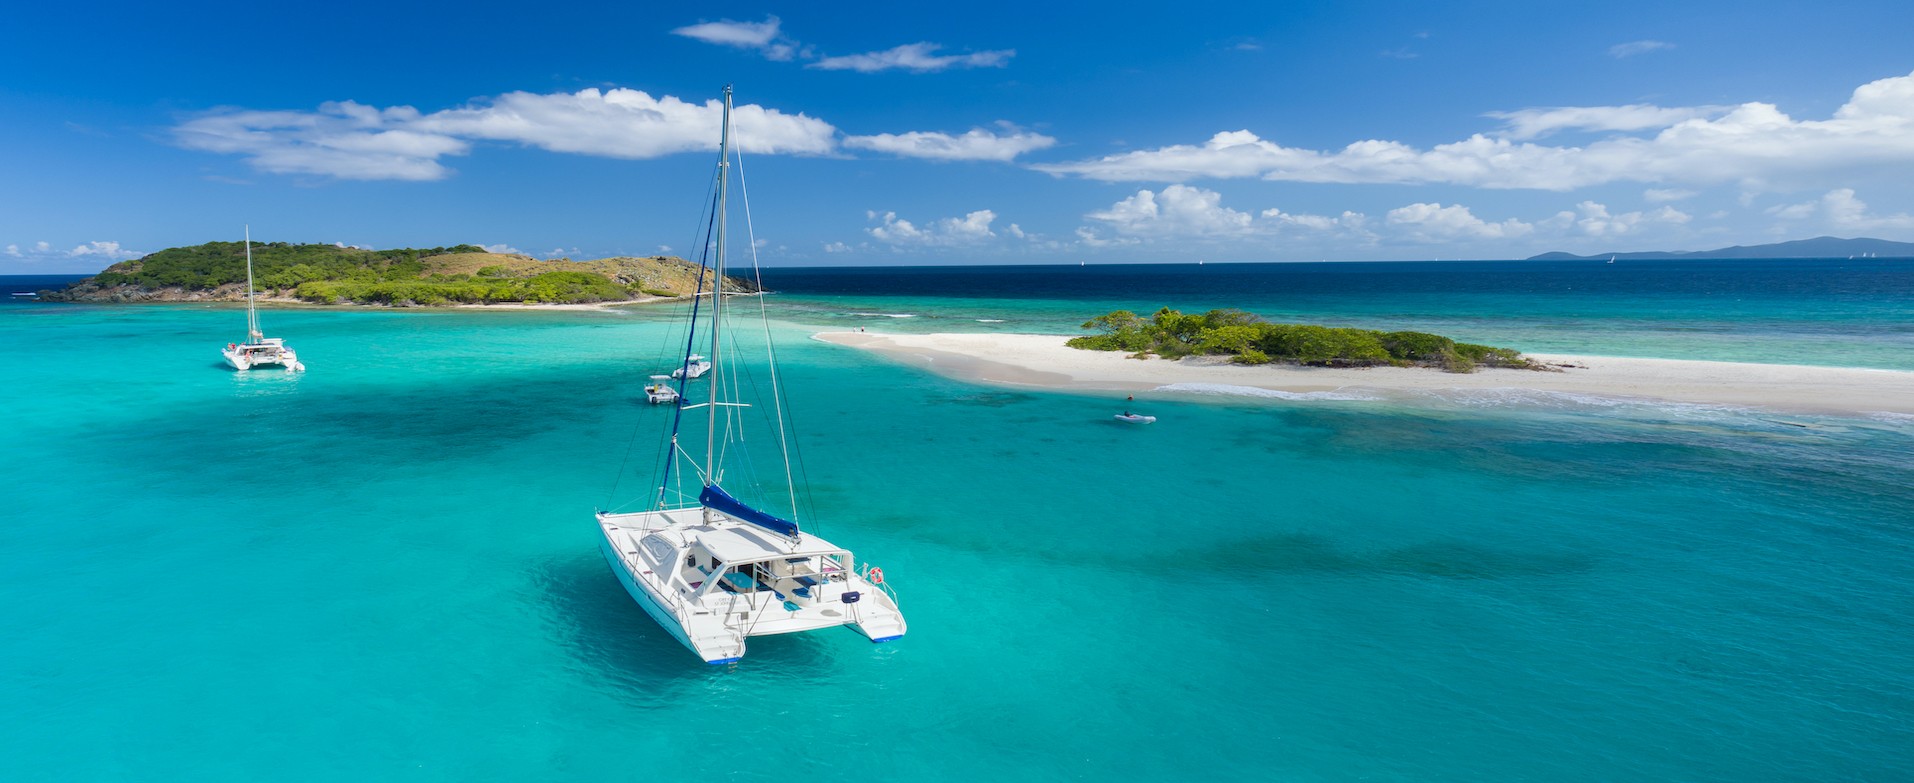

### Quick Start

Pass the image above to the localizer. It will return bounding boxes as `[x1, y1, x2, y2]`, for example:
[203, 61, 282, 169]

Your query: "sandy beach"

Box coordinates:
[816, 331, 1914, 417]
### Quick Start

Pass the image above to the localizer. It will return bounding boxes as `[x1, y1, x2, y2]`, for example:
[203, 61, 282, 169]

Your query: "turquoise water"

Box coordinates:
[757, 259, 1914, 370]
[4, 292, 1913, 780]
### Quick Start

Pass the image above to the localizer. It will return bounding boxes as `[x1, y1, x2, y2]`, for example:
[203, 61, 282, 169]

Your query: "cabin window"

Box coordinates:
[638, 535, 676, 567]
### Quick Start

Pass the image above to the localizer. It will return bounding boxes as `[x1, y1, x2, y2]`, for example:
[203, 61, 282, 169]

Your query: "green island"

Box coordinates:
[40, 241, 755, 306]
[1067, 307, 1546, 373]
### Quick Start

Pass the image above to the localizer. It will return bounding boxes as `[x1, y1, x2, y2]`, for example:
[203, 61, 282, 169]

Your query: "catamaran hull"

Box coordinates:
[596, 527, 740, 664]
[222, 349, 301, 372]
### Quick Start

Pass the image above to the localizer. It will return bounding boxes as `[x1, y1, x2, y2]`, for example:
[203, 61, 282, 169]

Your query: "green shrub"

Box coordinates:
[1067, 306, 1528, 373]
[1197, 324, 1260, 354]
[1439, 352, 1476, 373]
[1456, 343, 1532, 369]
[1380, 331, 1454, 361]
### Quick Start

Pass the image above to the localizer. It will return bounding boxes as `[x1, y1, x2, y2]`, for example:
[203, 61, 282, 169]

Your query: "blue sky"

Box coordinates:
[6, 0, 1914, 272]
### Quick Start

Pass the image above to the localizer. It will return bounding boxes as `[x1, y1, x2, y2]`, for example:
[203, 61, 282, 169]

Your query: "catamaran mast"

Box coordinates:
[706, 86, 732, 481]
[244, 225, 260, 342]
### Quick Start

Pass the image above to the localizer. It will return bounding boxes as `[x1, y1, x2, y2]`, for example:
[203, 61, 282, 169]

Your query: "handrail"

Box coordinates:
[857, 563, 902, 609]
[874, 579, 901, 609]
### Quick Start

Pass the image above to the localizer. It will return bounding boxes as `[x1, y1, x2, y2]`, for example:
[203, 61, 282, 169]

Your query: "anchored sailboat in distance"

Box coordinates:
[595, 87, 905, 664]
[221, 227, 304, 372]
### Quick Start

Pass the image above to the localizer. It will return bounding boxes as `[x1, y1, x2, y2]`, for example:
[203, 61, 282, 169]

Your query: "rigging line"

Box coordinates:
[673, 439, 713, 485]
[732, 176, 821, 535]
[734, 143, 804, 525]
[705, 283, 796, 518]
[648, 181, 721, 499]
[733, 181, 815, 532]
[658, 178, 724, 507]
[625, 154, 720, 508]
[719, 321, 784, 513]
[646, 192, 717, 506]
[612, 147, 722, 511]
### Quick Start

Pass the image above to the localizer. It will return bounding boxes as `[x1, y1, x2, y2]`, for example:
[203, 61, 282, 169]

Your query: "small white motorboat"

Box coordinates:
[671, 354, 712, 379]
[1115, 413, 1156, 424]
[644, 375, 680, 405]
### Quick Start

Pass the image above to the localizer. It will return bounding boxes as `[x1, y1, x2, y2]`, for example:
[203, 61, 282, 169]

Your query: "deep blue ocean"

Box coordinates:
[2, 262, 1912, 780]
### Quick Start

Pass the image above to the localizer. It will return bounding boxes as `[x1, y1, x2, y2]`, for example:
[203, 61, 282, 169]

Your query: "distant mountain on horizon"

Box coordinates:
[1528, 236, 1914, 261]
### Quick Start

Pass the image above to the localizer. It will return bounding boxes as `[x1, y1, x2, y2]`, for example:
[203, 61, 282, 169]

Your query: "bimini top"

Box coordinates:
[700, 484, 799, 538]
[687, 523, 846, 564]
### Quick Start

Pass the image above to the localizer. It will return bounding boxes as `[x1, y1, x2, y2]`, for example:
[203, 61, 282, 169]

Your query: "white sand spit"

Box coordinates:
[815, 331, 1914, 417]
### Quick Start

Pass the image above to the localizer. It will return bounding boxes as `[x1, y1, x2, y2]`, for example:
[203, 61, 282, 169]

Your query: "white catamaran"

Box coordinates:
[596, 87, 905, 664]
[221, 227, 303, 372]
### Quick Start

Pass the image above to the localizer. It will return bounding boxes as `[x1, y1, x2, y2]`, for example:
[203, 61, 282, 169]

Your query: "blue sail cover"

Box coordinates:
[699, 484, 800, 537]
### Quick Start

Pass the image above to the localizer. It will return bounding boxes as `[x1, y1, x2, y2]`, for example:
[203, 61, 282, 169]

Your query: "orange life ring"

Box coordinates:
[868, 567, 884, 585]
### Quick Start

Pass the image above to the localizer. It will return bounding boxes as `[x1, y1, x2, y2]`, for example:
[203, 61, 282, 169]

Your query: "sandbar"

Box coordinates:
[816, 331, 1914, 417]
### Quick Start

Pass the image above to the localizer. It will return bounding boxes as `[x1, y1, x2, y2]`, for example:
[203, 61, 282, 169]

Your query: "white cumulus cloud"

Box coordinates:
[1386, 203, 1533, 240]
[1558, 201, 1691, 237]
[1260, 207, 1369, 233]
[1034, 70, 1914, 192]
[844, 124, 1055, 161]
[173, 101, 469, 181]
[4, 244, 18, 257]
[671, 15, 797, 61]
[413, 88, 837, 158]
[671, 17, 1010, 76]
[1084, 185, 1256, 239]
[1767, 188, 1914, 229]
[1486, 104, 1727, 140]
[481, 243, 521, 255]
[811, 42, 1014, 73]
[866, 209, 1001, 246]
[175, 89, 838, 181]
[67, 240, 143, 260]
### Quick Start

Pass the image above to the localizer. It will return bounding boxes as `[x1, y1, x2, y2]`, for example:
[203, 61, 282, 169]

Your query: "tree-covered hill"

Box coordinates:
[40, 242, 756, 305]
